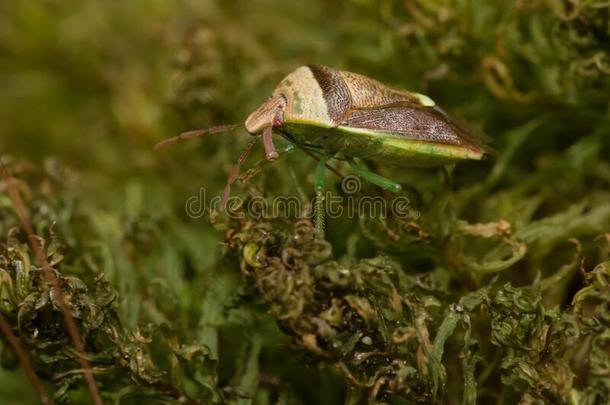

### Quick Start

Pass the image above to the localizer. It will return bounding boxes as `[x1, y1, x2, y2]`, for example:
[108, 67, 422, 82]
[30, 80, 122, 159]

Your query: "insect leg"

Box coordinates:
[314, 156, 328, 239]
[348, 159, 402, 193]
[238, 142, 295, 184]
[262, 127, 279, 160]
[438, 165, 456, 226]
[286, 154, 308, 203]
[220, 138, 259, 210]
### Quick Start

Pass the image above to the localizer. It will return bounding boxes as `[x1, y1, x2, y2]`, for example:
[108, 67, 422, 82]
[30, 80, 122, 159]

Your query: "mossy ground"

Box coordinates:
[0, 1, 609, 404]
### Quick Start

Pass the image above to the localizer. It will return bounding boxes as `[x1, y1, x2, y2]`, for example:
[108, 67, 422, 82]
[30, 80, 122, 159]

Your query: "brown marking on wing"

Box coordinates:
[339, 70, 421, 108]
[342, 102, 490, 153]
[430, 105, 493, 154]
[305, 65, 491, 153]
[307, 65, 352, 123]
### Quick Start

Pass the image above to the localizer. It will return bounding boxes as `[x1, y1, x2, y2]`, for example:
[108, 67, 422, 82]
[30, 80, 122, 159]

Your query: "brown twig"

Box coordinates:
[0, 312, 52, 404]
[0, 160, 103, 405]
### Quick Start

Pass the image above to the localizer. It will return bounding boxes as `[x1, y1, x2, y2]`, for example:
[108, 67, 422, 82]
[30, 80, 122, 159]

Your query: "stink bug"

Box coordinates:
[156, 65, 489, 234]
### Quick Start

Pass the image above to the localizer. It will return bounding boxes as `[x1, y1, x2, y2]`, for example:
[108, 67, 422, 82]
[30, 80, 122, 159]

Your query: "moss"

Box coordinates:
[1, 0, 609, 403]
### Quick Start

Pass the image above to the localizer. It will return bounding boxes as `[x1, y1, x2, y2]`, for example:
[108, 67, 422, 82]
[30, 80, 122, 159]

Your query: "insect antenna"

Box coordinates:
[220, 137, 259, 210]
[154, 123, 241, 150]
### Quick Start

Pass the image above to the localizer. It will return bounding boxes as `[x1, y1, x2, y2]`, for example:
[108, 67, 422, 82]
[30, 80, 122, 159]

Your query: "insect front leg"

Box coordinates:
[348, 159, 402, 193]
[261, 107, 285, 161]
[238, 140, 295, 184]
[262, 127, 279, 160]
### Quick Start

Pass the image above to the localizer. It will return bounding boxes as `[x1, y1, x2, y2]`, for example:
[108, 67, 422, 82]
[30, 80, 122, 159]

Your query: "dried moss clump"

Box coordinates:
[228, 216, 610, 404]
[0, 163, 227, 404]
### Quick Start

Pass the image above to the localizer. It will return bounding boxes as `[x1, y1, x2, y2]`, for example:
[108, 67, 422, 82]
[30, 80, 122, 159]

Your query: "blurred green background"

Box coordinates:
[0, 0, 609, 404]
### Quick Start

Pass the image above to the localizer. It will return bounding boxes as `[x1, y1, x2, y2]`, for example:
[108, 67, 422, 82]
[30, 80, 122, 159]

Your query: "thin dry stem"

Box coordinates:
[0, 160, 103, 405]
[0, 312, 52, 404]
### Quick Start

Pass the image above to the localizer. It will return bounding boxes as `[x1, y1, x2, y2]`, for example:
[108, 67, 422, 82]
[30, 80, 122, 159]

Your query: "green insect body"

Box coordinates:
[245, 64, 488, 167]
[157, 64, 489, 237]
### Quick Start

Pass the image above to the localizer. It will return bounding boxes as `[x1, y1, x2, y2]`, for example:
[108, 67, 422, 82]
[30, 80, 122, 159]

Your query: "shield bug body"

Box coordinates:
[157, 65, 489, 235]
[245, 65, 486, 168]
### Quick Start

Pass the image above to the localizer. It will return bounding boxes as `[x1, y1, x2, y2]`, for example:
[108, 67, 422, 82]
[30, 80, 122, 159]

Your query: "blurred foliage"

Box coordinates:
[1, 0, 609, 404]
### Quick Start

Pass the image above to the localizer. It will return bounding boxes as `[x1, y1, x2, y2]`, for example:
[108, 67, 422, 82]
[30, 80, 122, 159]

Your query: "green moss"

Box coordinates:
[1, 0, 609, 403]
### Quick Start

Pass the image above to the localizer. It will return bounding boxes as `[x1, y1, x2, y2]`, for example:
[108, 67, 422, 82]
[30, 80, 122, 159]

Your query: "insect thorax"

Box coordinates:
[274, 66, 333, 128]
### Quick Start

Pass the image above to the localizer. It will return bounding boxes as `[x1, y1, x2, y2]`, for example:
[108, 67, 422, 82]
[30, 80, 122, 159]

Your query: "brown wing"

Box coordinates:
[306, 65, 426, 123]
[341, 101, 491, 152]
[429, 105, 493, 154]
[338, 70, 422, 109]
